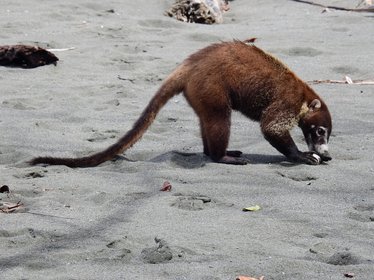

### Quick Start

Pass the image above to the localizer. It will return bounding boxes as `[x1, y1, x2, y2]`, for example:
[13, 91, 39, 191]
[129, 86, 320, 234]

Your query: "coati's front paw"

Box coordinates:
[290, 151, 322, 165]
[319, 151, 332, 162]
[301, 152, 322, 165]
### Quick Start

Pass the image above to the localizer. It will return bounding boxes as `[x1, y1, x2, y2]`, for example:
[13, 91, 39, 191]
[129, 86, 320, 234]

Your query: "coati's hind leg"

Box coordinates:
[200, 114, 246, 165]
[200, 121, 210, 157]
[201, 122, 242, 158]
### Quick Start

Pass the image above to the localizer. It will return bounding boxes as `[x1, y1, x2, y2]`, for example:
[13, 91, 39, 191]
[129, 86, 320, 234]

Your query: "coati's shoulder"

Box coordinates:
[246, 44, 290, 73]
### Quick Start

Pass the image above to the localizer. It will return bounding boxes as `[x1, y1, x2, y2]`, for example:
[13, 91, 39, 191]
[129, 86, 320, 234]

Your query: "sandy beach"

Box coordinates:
[1, 0, 373, 279]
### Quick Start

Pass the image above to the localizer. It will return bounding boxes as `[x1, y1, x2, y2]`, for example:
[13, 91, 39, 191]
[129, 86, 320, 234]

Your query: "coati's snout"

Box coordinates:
[299, 99, 332, 163]
[304, 125, 332, 162]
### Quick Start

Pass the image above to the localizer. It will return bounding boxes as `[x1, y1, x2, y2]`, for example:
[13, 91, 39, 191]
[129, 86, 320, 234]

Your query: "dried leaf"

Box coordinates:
[160, 181, 172, 192]
[242, 205, 261, 212]
[236, 276, 265, 280]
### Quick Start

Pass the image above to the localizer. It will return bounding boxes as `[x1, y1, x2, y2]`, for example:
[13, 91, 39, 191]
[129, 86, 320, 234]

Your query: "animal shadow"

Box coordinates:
[149, 151, 286, 168]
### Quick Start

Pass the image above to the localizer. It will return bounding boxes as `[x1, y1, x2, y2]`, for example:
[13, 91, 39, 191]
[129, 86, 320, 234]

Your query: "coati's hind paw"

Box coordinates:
[294, 151, 322, 165]
[226, 150, 243, 157]
[218, 155, 248, 165]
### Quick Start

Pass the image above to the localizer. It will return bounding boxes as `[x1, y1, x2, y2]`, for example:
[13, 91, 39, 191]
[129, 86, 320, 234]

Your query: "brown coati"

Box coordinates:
[30, 40, 332, 167]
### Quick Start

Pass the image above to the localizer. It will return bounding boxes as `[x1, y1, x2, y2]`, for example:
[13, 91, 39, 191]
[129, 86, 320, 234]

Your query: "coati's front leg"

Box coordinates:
[262, 130, 320, 164]
[261, 109, 321, 165]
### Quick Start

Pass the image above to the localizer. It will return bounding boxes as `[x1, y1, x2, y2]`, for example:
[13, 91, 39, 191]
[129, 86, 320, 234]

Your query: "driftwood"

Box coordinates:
[0, 201, 23, 213]
[165, 0, 230, 24]
[0, 45, 58, 68]
[291, 0, 374, 12]
[0, 185, 10, 193]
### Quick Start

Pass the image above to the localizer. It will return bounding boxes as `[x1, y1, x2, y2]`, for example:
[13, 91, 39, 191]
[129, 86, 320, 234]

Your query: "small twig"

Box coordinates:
[117, 75, 135, 83]
[308, 79, 374, 85]
[7, 201, 23, 210]
[290, 0, 374, 12]
[0, 201, 23, 213]
[27, 211, 75, 220]
[47, 47, 76, 52]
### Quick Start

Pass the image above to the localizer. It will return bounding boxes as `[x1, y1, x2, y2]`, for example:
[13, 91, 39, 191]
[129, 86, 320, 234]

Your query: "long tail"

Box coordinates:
[30, 64, 188, 167]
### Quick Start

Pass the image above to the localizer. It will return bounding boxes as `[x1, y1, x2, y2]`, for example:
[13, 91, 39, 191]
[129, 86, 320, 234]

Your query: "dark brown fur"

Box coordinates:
[31, 41, 332, 167]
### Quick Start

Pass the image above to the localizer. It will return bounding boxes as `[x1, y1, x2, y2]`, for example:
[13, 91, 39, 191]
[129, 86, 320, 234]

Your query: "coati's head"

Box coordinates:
[300, 99, 332, 162]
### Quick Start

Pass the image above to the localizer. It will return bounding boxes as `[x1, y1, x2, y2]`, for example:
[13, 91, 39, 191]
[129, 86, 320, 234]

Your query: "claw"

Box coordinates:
[311, 153, 322, 163]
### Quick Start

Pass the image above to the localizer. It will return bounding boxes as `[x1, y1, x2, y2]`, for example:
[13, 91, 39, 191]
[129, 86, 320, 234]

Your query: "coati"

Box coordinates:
[31, 40, 332, 167]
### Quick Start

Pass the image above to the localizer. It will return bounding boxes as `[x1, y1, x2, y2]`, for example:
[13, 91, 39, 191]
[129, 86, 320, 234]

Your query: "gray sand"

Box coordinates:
[0, 0, 373, 279]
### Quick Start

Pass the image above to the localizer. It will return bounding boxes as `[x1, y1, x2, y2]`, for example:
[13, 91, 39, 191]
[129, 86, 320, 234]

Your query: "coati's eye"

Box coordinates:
[316, 127, 326, 136]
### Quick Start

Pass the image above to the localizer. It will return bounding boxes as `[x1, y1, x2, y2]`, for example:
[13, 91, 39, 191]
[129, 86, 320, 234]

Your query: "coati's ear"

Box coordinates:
[309, 99, 321, 112]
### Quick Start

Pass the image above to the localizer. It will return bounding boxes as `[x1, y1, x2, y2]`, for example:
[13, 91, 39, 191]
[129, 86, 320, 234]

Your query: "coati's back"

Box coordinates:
[183, 41, 303, 121]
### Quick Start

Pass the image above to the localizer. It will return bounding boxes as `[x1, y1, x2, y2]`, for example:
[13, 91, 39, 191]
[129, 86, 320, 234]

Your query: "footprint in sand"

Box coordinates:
[283, 47, 324, 57]
[170, 152, 206, 169]
[14, 170, 47, 179]
[94, 99, 120, 111]
[331, 27, 349, 33]
[308, 242, 372, 266]
[313, 232, 328, 239]
[150, 151, 206, 169]
[2, 98, 35, 110]
[0, 228, 42, 249]
[326, 252, 362, 266]
[331, 65, 362, 76]
[88, 241, 133, 262]
[348, 204, 374, 222]
[0, 228, 35, 238]
[188, 33, 222, 43]
[0, 147, 29, 165]
[269, 47, 324, 58]
[141, 238, 173, 264]
[86, 129, 119, 142]
[137, 18, 184, 29]
[97, 26, 125, 39]
[56, 236, 135, 264]
[276, 170, 318, 182]
[171, 192, 215, 211]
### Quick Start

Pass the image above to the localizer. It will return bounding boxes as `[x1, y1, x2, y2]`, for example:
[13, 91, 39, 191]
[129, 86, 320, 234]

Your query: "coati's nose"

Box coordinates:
[320, 151, 332, 161]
